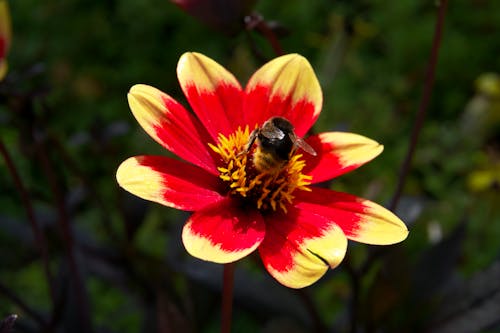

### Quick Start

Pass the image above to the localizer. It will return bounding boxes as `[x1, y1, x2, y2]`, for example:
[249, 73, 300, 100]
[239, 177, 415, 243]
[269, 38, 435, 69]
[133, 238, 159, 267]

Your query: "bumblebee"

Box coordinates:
[242, 116, 317, 173]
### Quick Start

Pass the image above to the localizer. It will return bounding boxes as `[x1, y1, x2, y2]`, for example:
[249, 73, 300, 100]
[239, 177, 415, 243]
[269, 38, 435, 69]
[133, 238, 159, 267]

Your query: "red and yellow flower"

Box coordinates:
[117, 52, 408, 288]
[0, 0, 11, 81]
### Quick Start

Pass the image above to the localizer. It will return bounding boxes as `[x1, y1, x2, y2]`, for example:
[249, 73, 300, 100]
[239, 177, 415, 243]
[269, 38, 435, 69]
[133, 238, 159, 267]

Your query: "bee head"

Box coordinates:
[258, 117, 295, 160]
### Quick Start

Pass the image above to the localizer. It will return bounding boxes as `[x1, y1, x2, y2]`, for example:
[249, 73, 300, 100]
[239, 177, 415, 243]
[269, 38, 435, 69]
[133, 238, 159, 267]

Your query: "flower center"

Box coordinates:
[209, 126, 312, 213]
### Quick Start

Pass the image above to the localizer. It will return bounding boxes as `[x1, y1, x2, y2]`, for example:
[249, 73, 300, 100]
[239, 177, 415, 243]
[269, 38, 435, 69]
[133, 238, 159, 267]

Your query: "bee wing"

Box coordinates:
[261, 120, 286, 140]
[290, 133, 317, 156]
[296, 138, 317, 156]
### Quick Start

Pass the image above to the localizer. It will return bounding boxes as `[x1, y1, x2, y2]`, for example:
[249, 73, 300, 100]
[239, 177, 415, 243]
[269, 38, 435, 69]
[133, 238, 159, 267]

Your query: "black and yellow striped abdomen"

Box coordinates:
[252, 146, 288, 174]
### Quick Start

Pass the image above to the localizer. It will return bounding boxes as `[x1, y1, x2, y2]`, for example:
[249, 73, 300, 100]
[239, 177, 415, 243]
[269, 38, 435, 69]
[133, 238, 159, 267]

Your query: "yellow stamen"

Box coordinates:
[210, 126, 312, 213]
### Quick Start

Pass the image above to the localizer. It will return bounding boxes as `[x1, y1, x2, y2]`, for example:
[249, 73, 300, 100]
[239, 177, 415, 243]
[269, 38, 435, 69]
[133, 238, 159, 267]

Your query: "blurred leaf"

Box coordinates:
[425, 261, 500, 333]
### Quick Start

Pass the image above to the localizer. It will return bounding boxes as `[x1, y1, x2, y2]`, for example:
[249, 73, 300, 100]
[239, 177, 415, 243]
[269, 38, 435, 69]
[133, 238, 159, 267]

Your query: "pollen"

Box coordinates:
[209, 126, 312, 213]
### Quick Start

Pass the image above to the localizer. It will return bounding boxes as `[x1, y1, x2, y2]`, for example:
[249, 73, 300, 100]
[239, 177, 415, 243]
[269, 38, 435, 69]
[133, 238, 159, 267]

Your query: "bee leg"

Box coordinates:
[238, 129, 259, 156]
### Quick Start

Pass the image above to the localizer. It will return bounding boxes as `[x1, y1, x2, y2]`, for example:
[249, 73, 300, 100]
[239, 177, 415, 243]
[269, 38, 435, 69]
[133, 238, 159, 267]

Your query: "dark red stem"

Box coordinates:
[34, 138, 94, 333]
[389, 0, 449, 211]
[0, 139, 56, 304]
[245, 13, 284, 56]
[295, 289, 327, 333]
[351, 2, 449, 332]
[221, 262, 235, 333]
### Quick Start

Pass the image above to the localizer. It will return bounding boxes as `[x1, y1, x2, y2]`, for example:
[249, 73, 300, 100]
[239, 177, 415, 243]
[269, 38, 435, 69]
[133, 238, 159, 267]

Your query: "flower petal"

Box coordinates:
[177, 52, 244, 139]
[0, 0, 11, 81]
[295, 187, 408, 245]
[244, 54, 322, 137]
[259, 208, 347, 288]
[182, 198, 265, 263]
[0, 59, 6, 81]
[0, 1, 11, 52]
[116, 155, 224, 211]
[303, 132, 384, 183]
[127, 84, 218, 175]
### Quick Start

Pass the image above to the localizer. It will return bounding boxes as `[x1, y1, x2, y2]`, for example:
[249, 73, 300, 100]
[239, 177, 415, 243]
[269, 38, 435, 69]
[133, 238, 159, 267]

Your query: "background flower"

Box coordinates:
[0, 0, 11, 80]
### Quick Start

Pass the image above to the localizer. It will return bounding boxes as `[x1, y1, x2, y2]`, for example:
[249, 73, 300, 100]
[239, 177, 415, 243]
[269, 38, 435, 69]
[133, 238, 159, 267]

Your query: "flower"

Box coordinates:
[0, 0, 11, 81]
[116, 52, 408, 288]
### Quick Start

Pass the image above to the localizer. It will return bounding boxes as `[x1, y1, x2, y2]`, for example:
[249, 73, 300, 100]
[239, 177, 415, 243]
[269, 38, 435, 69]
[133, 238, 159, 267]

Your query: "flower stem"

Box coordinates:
[34, 137, 94, 333]
[348, 3, 449, 332]
[245, 13, 284, 56]
[0, 139, 56, 304]
[221, 262, 235, 333]
[389, 0, 449, 211]
[295, 289, 327, 333]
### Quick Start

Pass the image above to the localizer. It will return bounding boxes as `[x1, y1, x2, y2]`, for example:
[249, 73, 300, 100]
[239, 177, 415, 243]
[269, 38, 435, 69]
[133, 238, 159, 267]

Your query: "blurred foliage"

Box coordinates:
[1, 0, 500, 332]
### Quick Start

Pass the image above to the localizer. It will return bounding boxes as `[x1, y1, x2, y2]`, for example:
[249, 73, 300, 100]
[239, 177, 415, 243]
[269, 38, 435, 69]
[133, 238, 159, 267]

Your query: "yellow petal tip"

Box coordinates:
[324, 132, 385, 167]
[116, 157, 163, 203]
[356, 200, 409, 245]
